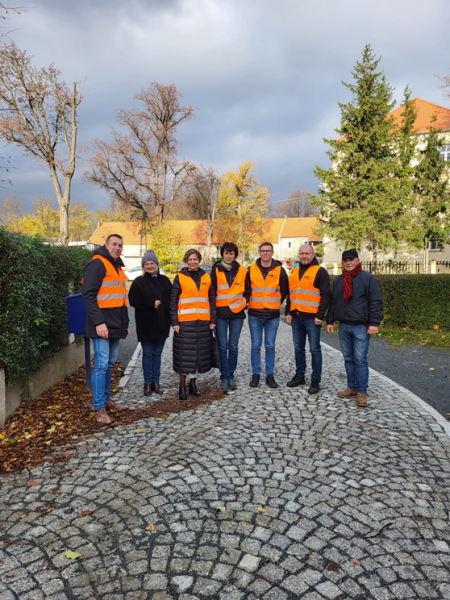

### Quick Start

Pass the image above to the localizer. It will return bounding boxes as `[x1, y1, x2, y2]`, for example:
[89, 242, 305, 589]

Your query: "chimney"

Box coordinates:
[97, 220, 103, 228]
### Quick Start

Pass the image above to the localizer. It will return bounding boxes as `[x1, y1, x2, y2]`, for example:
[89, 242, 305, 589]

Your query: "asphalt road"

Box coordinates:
[322, 330, 450, 419]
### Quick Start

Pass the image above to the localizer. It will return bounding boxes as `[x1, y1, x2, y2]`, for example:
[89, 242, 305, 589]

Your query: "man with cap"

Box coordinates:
[82, 233, 129, 424]
[326, 250, 382, 407]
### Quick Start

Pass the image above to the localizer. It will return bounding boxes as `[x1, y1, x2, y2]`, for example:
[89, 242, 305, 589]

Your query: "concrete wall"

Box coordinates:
[0, 340, 91, 429]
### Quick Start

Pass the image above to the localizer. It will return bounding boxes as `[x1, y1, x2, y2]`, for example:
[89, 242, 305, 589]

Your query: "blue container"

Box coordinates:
[65, 293, 87, 336]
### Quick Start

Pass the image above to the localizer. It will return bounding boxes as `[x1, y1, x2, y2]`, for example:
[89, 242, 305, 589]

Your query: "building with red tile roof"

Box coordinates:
[87, 217, 323, 268]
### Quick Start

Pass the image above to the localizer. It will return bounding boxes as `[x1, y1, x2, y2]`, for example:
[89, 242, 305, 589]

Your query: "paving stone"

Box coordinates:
[2, 324, 450, 600]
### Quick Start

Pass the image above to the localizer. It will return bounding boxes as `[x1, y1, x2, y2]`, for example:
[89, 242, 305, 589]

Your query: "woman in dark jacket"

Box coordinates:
[129, 250, 172, 397]
[170, 248, 217, 400]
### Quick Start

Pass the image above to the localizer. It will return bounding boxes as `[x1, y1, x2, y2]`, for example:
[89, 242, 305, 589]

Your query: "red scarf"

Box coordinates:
[343, 262, 362, 302]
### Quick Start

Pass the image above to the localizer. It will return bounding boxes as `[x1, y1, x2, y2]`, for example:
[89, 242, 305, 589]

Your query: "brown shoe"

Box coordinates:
[105, 399, 128, 411]
[144, 384, 152, 397]
[95, 408, 112, 425]
[337, 388, 357, 398]
[356, 392, 368, 407]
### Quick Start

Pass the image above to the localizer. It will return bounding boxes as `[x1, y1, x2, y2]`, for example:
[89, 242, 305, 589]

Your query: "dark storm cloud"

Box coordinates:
[2, 0, 449, 211]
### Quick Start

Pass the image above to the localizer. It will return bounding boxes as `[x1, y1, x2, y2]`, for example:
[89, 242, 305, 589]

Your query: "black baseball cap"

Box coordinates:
[342, 249, 359, 260]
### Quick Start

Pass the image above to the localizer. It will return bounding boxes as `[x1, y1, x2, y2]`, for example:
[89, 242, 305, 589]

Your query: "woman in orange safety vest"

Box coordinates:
[211, 242, 250, 393]
[170, 249, 217, 400]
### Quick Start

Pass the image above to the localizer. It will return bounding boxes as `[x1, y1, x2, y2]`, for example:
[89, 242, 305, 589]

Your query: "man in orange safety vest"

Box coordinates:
[285, 244, 330, 395]
[82, 234, 130, 424]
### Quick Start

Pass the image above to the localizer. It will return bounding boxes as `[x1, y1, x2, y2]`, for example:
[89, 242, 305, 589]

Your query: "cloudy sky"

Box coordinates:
[2, 0, 450, 213]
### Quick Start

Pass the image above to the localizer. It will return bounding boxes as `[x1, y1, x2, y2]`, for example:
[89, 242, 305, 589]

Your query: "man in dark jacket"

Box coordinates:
[82, 234, 129, 424]
[246, 242, 289, 389]
[326, 249, 382, 407]
[285, 244, 330, 395]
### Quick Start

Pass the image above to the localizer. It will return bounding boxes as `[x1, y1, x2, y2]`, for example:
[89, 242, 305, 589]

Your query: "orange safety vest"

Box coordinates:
[248, 263, 282, 310]
[177, 272, 211, 322]
[215, 266, 247, 313]
[289, 265, 321, 313]
[82, 255, 128, 309]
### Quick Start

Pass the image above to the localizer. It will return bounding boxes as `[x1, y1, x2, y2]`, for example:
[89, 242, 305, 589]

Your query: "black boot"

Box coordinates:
[308, 380, 320, 395]
[266, 374, 279, 389]
[151, 382, 162, 394]
[144, 384, 152, 397]
[179, 387, 188, 401]
[189, 379, 201, 397]
[249, 374, 260, 387]
[286, 374, 306, 387]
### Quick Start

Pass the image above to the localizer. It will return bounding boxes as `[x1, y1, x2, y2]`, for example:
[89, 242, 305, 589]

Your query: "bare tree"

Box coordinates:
[0, 192, 21, 230]
[87, 82, 195, 227]
[270, 188, 317, 218]
[186, 165, 220, 263]
[0, 43, 82, 245]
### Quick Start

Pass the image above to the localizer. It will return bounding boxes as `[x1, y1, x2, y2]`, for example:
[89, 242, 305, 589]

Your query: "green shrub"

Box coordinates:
[0, 228, 92, 384]
[330, 274, 450, 330]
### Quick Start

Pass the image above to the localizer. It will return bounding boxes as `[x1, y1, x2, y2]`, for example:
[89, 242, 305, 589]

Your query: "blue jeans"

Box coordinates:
[216, 318, 244, 380]
[339, 323, 371, 393]
[91, 337, 121, 411]
[291, 317, 322, 382]
[248, 315, 280, 376]
[141, 336, 167, 384]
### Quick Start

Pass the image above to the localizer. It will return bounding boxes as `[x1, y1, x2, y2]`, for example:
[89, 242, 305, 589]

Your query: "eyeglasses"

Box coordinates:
[260, 250, 273, 253]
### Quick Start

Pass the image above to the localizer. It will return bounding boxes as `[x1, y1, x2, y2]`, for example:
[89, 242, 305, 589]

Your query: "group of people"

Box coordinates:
[81, 234, 383, 424]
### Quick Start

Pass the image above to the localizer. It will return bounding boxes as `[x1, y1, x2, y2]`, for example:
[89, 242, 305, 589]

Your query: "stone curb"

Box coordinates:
[322, 340, 450, 441]
[118, 342, 141, 388]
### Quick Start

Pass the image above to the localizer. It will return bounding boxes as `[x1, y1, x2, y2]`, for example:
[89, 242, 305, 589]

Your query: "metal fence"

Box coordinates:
[360, 260, 450, 274]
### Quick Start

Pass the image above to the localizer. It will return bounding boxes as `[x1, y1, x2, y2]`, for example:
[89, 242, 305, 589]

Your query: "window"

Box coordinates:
[439, 145, 450, 162]
[430, 240, 443, 251]
[287, 241, 292, 249]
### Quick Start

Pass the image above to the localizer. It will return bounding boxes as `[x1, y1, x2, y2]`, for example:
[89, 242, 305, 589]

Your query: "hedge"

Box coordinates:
[330, 274, 450, 330]
[0, 228, 93, 384]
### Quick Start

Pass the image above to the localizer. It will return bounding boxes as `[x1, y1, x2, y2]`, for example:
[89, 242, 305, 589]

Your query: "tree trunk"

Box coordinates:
[204, 216, 211, 264]
[372, 242, 378, 275]
[59, 201, 69, 246]
[423, 240, 429, 274]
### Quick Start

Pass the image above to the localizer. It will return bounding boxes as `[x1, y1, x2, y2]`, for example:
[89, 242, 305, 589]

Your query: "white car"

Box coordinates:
[124, 265, 165, 281]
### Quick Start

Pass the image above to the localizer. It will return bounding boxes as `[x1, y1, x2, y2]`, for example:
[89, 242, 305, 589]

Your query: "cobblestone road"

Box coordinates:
[2, 322, 450, 600]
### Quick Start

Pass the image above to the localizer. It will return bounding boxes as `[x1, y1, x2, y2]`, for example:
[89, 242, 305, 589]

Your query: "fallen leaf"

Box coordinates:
[27, 480, 41, 486]
[350, 558, 361, 565]
[47, 426, 56, 433]
[428, 368, 435, 371]
[65, 550, 81, 560]
[216, 507, 226, 513]
[257, 507, 266, 514]
[144, 447, 152, 451]
[20, 514, 27, 518]
[79, 510, 93, 517]
[327, 562, 340, 571]
[134, 429, 143, 433]
[260, 416, 266, 420]
[145, 524, 155, 531]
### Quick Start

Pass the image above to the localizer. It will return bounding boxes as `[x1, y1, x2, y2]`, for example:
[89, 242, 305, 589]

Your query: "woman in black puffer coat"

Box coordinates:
[170, 248, 217, 400]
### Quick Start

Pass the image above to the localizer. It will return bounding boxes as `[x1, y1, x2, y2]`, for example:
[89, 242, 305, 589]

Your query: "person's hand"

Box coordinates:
[210, 323, 216, 330]
[368, 326, 379, 335]
[155, 300, 161, 308]
[126, 328, 130, 337]
[314, 318, 323, 326]
[285, 315, 292, 325]
[326, 324, 334, 334]
[96, 323, 109, 338]
[173, 325, 180, 334]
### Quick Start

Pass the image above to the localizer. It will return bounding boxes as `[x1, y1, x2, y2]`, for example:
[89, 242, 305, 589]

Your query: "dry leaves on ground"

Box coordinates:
[0, 363, 225, 474]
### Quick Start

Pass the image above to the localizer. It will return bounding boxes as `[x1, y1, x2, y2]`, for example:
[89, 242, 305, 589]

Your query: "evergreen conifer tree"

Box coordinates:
[409, 117, 450, 272]
[311, 45, 413, 272]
